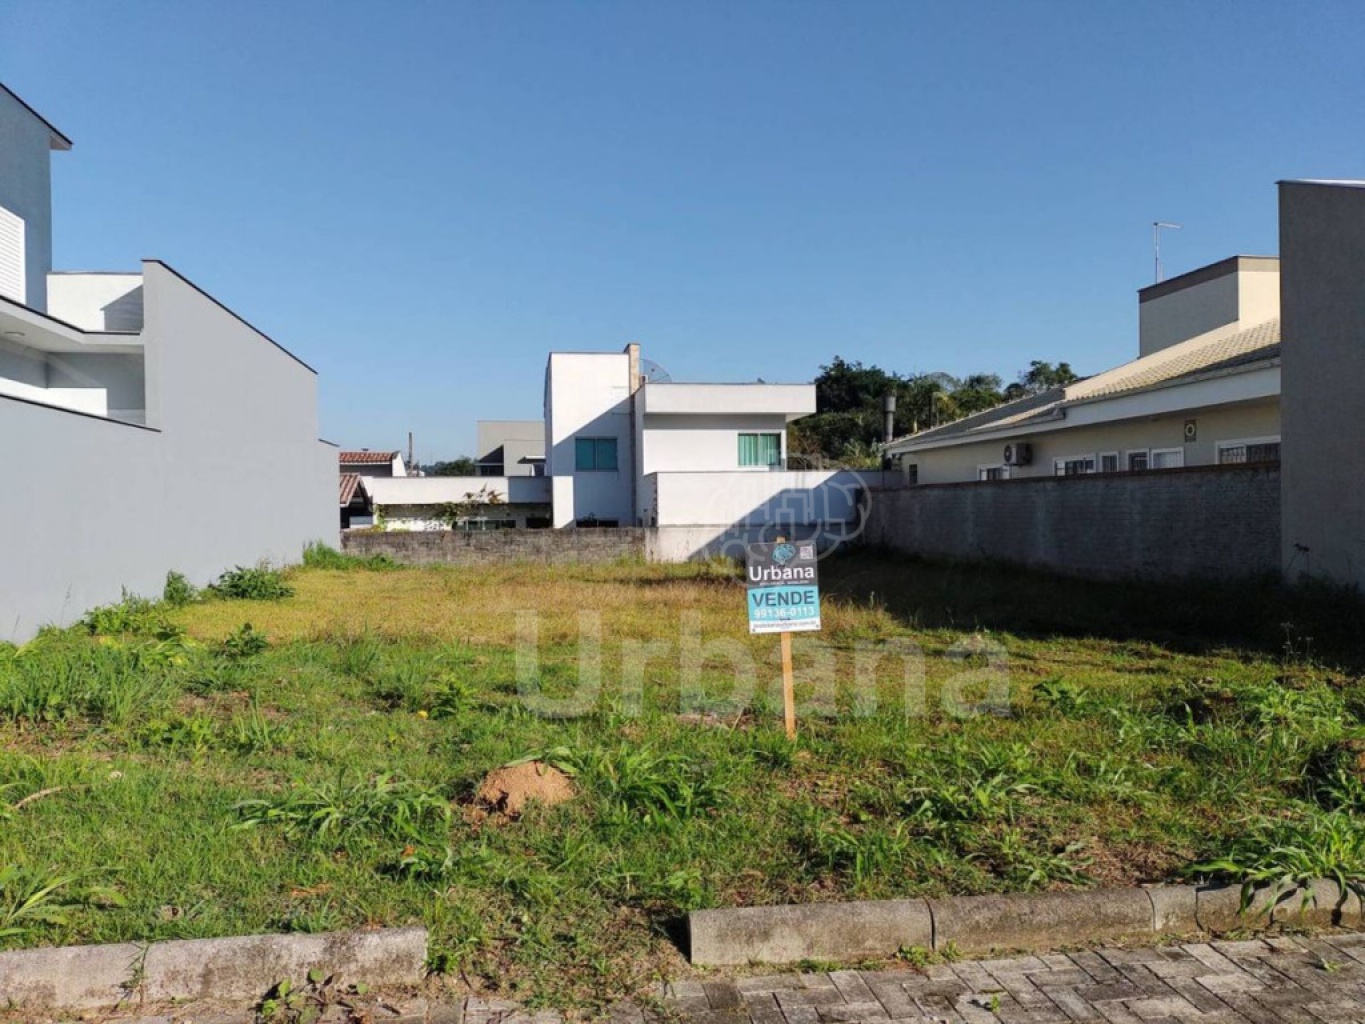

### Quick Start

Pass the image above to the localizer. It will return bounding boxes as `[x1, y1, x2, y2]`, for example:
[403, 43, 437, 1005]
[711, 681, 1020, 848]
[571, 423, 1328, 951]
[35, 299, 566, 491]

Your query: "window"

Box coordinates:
[977, 465, 1009, 481]
[1217, 437, 1281, 465]
[1127, 450, 1149, 472]
[738, 432, 782, 467]
[575, 437, 618, 472]
[1099, 452, 1120, 473]
[478, 463, 503, 477]
[1150, 448, 1184, 470]
[0, 205, 25, 304]
[1054, 455, 1097, 476]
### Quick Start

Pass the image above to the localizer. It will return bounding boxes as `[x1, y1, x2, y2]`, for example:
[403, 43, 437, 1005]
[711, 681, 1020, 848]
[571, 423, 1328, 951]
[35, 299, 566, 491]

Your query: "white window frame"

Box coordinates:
[1216, 435, 1282, 465]
[1099, 451, 1120, 473]
[1053, 454, 1097, 477]
[977, 464, 1010, 482]
[1150, 447, 1185, 470]
[1126, 449, 1150, 472]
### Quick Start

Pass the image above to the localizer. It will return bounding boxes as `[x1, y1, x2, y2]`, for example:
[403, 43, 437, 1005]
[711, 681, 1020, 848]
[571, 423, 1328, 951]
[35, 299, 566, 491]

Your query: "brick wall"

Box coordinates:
[864, 464, 1280, 581]
[341, 528, 647, 566]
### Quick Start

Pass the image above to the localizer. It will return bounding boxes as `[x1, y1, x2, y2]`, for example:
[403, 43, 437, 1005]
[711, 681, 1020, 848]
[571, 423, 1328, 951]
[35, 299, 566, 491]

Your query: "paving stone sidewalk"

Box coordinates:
[48, 932, 1365, 1023]
[663, 932, 1365, 1024]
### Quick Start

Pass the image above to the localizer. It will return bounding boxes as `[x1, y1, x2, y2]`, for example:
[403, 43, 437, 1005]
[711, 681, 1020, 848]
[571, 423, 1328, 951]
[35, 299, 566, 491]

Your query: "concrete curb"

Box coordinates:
[687, 881, 1364, 966]
[688, 900, 932, 967]
[929, 889, 1154, 954]
[0, 927, 427, 1011]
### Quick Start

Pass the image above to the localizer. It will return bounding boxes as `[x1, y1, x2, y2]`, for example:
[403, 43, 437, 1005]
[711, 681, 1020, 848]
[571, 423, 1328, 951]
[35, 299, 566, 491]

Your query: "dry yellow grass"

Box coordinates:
[176, 561, 840, 647]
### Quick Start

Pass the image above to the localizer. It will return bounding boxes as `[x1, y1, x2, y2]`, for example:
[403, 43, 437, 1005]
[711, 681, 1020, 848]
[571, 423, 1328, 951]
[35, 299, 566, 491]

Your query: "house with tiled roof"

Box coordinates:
[886, 255, 1283, 484]
[339, 449, 407, 477]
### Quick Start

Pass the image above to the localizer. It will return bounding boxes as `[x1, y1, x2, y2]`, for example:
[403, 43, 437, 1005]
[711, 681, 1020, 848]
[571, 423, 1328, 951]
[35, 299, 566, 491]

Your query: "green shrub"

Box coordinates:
[81, 593, 163, 637]
[211, 565, 294, 601]
[162, 571, 200, 607]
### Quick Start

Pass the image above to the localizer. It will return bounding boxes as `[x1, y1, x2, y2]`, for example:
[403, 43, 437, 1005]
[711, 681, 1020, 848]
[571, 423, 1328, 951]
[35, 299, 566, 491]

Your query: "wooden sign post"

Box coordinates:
[744, 536, 822, 741]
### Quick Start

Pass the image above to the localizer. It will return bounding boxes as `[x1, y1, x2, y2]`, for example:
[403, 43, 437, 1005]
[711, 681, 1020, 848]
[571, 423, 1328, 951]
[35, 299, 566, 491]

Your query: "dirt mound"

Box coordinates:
[471, 760, 575, 821]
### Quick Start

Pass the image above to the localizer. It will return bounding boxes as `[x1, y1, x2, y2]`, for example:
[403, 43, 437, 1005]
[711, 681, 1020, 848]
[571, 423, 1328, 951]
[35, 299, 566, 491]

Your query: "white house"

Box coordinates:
[0, 82, 334, 640]
[886, 255, 1282, 484]
[545, 343, 871, 559]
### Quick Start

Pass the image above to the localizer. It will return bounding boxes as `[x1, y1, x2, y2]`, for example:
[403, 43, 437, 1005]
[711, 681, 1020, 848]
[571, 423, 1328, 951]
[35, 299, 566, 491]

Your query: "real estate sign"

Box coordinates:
[745, 540, 821, 634]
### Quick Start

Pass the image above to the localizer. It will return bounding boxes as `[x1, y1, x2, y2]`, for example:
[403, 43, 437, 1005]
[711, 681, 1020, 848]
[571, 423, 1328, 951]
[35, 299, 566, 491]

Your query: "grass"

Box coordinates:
[2, 548, 1365, 1007]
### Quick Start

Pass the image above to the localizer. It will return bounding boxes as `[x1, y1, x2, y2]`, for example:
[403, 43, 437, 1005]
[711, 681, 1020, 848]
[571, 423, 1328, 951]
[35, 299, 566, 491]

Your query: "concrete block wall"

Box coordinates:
[342, 528, 648, 566]
[863, 465, 1280, 581]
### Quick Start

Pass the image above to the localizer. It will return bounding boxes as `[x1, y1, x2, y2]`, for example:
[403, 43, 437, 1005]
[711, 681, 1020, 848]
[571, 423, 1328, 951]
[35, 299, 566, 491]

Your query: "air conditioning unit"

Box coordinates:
[1003, 442, 1033, 467]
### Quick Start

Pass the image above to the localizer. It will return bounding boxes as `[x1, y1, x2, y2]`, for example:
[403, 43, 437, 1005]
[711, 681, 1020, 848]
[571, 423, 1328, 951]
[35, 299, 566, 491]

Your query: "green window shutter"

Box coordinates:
[575, 438, 596, 471]
[597, 438, 618, 471]
[738, 433, 759, 466]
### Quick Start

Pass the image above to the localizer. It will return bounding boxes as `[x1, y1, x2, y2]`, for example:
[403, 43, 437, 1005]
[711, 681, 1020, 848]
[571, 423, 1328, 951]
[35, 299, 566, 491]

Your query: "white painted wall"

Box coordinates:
[46, 352, 145, 421]
[638, 382, 815, 416]
[362, 474, 550, 508]
[544, 351, 635, 524]
[0, 374, 106, 414]
[640, 413, 791, 474]
[649, 470, 866, 527]
[47, 273, 144, 331]
[0, 261, 334, 641]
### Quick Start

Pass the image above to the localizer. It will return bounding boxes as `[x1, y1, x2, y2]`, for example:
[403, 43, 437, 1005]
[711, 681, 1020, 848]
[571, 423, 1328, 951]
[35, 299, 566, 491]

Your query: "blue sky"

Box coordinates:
[3, 1, 1362, 459]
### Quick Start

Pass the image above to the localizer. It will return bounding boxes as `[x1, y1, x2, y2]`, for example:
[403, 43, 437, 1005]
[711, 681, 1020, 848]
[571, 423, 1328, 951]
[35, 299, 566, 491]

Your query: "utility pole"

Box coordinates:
[1153, 221, 1182, 283]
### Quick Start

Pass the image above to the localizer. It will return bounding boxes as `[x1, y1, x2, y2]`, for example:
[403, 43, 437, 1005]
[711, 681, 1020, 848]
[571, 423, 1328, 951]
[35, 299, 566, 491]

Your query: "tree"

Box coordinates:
[1012, 360, 1078, 397]
[814, 356, 899, 414]
[427, 457, 478, 476]
[437, 485, 505, 530]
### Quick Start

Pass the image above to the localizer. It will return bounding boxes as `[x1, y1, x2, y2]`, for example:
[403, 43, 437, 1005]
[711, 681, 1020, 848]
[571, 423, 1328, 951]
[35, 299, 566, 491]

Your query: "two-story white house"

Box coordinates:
[0, 82, 334, 640]
[545, 343, 871, 559]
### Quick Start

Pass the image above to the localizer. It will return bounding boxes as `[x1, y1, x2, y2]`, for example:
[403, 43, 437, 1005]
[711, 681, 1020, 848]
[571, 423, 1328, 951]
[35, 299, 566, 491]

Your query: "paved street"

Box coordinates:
[43, 932, 1365, 1024]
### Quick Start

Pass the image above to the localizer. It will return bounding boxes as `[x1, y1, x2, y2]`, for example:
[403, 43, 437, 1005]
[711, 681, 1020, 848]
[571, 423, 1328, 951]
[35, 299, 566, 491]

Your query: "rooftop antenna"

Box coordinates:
[1153, 221, 1182, 283]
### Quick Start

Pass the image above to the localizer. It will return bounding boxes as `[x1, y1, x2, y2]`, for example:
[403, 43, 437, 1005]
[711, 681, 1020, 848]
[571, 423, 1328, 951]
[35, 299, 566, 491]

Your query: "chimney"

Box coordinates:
[625, 342, 642, 393]
[882, 393, 896, 444]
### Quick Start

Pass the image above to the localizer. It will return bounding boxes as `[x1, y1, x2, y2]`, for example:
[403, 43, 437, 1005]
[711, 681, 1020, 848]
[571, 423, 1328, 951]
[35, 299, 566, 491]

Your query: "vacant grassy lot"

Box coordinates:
[3, 549, 1365, 1007]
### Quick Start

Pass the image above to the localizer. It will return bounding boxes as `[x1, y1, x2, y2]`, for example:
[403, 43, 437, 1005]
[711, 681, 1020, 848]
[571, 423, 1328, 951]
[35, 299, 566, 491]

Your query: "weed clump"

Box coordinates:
[162, 571, 200, 607]
[211, 565, 294, 601]
[302, 542, 399, 571]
